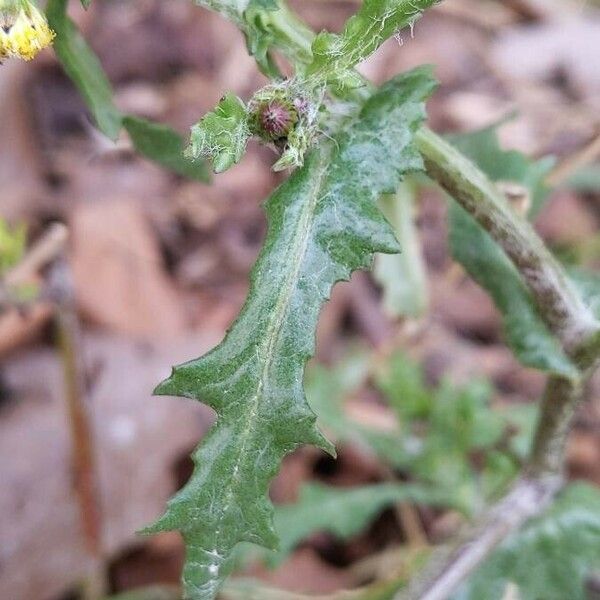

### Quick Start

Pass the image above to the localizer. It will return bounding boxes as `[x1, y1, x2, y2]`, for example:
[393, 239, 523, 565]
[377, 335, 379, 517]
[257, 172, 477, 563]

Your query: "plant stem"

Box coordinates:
[414, 126, 600, 362]
[52, 258, 106, 600]
[400, 128, 600, 599]
[398, 475, 562, 600]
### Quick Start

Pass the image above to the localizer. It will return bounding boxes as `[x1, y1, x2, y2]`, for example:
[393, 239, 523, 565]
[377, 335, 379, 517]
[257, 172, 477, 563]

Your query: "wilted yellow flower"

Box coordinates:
[0, 0, 55, 62]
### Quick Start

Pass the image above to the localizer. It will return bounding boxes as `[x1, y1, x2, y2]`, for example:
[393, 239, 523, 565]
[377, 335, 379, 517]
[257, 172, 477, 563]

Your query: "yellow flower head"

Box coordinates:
[0, 0, 55, 61]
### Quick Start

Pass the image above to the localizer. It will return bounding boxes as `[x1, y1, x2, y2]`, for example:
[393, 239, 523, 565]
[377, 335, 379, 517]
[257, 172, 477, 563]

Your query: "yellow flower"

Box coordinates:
[0, 0, 55, 62]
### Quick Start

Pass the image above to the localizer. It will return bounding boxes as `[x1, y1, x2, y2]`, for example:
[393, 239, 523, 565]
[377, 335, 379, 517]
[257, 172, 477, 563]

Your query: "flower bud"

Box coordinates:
[256, 100, 298, 140]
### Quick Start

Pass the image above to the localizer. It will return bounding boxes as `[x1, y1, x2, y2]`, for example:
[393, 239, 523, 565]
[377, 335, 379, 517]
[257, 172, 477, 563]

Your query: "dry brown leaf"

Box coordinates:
[70, 198, 187, 338]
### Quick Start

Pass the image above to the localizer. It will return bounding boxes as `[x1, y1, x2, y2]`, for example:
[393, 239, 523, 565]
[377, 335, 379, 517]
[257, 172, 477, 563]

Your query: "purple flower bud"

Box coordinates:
[258, 100, 297, 139]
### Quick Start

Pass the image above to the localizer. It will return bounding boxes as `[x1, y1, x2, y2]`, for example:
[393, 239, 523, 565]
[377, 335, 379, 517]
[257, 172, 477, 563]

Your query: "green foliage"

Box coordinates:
[191, 0, 445, 172]
[306, 349, 412, 470]
[272, 482, 449, 565]
[243, 2, 314, 77]
[0, 220, 27, 276]
[374, 182, 429, 318]
[447, 127, 578, 378]
[455, 483, 600, 600]
[186, 94, 250, 174]
[46, 0, 121, 140]
[222, 577, 411, 600]
[46, 0, 209, 181]
[448, 124, 554, 217]
[306, 0, 440, 86]
[123, 117, 210, 182]
[308, 349, 533, 515]
[144, 67, 435, 600]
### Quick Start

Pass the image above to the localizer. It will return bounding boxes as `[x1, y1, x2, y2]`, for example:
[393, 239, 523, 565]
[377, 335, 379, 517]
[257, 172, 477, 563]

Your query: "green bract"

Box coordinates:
[144, 67, 436, 600]
[186, 93, 251, 174]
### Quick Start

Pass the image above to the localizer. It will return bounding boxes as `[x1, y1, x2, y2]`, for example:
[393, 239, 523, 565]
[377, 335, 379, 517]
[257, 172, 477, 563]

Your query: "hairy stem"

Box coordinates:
[415, 127, 600, 361]
[398, 475, 562, 600]
[403, 127, 600, 599]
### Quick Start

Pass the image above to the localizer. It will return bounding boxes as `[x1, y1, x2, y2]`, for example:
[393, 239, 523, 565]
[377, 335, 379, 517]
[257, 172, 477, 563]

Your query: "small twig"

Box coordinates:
[51, 259, 107, 600]
[397, 502, 428, 548]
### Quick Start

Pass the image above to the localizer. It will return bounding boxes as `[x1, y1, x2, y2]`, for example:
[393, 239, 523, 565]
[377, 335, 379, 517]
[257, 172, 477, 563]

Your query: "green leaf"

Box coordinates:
[222, 575, 415, 600]
[80, 0, 91, 9]
[0, 220, 27, 276]
[455, 483, 600, 600]
[272, 482, 451, 565]
[306, 347, 414, 472]
[187, 93, 250, 174]
[374, 351, 432, 422]
[145, 67, 436, 600]
[565, 166, 600, 192]
[242, 2, 314, 77]
[48, 1, 209, 179]
[306, 0, 440, 85]
[123, 117, 210, 182]
[46, 0, 122, 140]
[374, 182, 428, 318]
[450, 206, 578, 378]
[447, 127, 577, 378]
[248, 0, 278, 9]
[309, 348, 528, 514]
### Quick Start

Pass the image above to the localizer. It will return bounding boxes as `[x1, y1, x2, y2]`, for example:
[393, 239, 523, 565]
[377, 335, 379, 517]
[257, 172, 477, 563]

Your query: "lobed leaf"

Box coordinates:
[186, 93, 250, 174]
[447, 127, 578, 378]
[145, 66, 436, 600]
[454, 483, 600, 600]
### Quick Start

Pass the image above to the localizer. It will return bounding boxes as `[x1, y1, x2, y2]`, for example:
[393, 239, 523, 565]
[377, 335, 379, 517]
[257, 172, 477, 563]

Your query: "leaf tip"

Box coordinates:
[153, 370, 179, 396]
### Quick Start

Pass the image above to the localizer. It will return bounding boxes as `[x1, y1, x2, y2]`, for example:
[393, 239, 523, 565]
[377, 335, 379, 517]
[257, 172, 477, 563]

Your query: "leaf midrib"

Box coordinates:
[210, 148, 331, 563]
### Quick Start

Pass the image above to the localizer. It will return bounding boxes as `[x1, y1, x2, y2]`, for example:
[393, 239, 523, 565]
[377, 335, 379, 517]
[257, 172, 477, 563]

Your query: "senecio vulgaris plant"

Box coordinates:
[7, 0, 600, 599]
